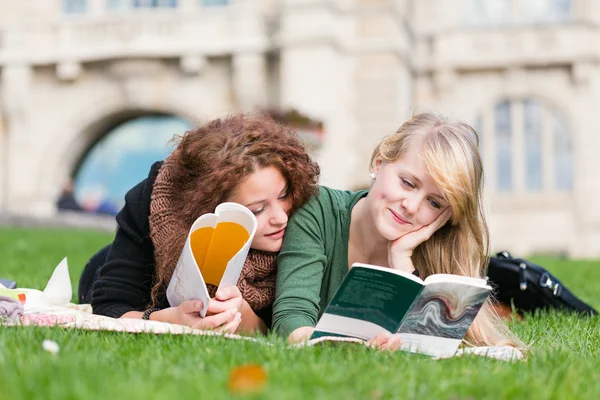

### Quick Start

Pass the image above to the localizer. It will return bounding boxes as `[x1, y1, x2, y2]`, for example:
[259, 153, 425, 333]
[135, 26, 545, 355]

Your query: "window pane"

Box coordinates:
[524, 99, 542, 191]
[74, 116, 192, 213]
[202, 0, 230, 7]
[134, 0, 177, 8]
[553, 114, 573, 190]
[463, 0, 510, 26]
[63, 0, 87, 13]
[155, 0, 177, 7]
[107, 0, 132, 10]
[495, 101, 512, 192]
[522, 0, 571, 23]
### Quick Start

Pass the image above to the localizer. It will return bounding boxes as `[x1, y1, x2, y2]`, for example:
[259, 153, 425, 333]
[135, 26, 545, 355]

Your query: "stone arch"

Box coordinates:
[38, 95, 207, 212]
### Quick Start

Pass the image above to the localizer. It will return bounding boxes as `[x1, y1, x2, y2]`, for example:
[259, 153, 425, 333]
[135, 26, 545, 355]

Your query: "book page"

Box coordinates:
[397, 281, 490, 357]
[312, 266, 424, 340]
[215, 203, 256, 288]
[166, 203, 257, 317]
[166, 241, 211, 316]
[423, 273, 490, 289]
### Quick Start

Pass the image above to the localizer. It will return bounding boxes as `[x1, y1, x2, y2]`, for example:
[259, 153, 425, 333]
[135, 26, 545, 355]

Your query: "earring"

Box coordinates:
[369, 172, 376, 180]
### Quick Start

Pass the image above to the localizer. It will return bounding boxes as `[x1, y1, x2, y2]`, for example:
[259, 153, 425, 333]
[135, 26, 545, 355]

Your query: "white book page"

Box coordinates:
[166, 240, 210, 316]
[423, 274, 490, 290]
[398, 333, 462, 358]
[314, 313, 391, 341]
[216, 203, 257, 288]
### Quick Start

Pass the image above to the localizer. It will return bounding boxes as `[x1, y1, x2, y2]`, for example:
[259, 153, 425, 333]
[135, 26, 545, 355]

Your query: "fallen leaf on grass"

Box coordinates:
[228, 364, 267, 395]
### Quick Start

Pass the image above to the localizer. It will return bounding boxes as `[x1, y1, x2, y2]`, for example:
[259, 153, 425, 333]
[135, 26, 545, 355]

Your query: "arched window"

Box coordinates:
[74, 115, 192, 214]
[63, 0, 87, 13]
[463, 0, 571, 26]
[106, 0, 178, 11]
[477, 98, 573, 194]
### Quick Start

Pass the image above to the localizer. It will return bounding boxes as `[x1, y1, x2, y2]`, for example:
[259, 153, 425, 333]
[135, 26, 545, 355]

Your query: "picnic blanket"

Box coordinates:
[1, 258, 524, 362]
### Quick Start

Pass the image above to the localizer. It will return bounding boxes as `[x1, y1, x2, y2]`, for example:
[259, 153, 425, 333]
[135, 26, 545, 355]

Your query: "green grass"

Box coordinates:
[1, 227, 599, 399]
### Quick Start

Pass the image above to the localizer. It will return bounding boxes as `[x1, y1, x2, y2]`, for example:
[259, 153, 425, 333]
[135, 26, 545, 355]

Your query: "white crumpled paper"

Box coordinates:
[19, 257, 73, 312]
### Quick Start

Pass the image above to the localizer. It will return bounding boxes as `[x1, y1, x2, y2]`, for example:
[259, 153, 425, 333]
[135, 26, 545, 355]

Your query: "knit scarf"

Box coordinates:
[148, 158, 277, 311]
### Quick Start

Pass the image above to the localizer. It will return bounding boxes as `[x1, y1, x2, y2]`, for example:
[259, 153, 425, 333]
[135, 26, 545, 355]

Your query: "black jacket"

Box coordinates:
[91, 162, 164, 318]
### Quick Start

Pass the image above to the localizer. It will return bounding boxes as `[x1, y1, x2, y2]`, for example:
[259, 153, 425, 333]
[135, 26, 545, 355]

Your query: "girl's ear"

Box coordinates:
[372, 155, 383, 175]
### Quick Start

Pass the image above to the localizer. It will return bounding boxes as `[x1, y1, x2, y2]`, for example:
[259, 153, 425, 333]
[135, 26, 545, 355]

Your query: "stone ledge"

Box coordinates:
[0, 212, 117, 233]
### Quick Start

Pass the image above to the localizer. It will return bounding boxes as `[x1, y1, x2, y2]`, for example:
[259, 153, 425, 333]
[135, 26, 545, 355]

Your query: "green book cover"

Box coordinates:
[311, 264, 424, 340]
[311, 263, 491, 358]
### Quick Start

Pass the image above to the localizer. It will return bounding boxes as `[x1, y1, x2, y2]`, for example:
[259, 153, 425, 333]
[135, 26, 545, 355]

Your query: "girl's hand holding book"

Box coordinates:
[366, 333, 403, 351]
[210, 286, 267, 334]
[158, 300, 241, 333]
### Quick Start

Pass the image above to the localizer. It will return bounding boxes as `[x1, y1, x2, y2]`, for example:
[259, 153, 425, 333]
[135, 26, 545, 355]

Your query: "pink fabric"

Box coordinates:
[0, 295, 24, 322]
[20, 314, 76, 326]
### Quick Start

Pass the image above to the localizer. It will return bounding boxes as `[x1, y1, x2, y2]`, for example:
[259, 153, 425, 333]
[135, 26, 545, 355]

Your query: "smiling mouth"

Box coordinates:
[265, 228, 286, 238]
[389, 209, 411, 225]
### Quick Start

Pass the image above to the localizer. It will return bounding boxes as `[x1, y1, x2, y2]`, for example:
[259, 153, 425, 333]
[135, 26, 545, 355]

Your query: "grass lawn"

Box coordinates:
[0, 227, 599, 399]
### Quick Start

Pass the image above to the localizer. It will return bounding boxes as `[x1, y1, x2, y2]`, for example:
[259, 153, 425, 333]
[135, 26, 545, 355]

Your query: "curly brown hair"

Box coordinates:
[149, 112, 320, 304]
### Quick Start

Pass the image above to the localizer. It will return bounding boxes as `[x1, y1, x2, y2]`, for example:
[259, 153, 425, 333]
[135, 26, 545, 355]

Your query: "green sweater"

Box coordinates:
[272, 186, 368, 337]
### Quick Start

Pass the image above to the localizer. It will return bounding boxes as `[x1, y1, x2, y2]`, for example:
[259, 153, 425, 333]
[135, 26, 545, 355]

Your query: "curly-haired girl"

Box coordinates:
[80, 113, 320, 334]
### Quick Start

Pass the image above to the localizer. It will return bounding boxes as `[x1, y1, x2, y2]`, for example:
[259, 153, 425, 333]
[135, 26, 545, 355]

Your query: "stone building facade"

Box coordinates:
[0, 0, 598, 257]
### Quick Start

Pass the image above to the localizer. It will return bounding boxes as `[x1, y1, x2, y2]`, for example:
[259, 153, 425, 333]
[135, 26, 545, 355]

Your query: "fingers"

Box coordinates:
[214, 312, 242, 334]
[178, 300, 203, 315]
[424, 208, 451, 235]
[367, 333, 390, 349]
[191, 307, 238, 331]
[413, 208, 452, 243]
[215, 286, 242, 301]
[207, 297, 242, 315]
[367, 333, 403, 351]
[380, 334, 403, 351]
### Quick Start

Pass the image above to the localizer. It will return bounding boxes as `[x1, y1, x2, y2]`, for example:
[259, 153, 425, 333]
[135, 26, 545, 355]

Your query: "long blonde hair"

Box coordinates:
[370, 112, 525, 350]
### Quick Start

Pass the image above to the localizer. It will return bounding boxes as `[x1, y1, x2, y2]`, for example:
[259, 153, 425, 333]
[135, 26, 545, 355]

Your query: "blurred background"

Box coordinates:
[0, 0, 598, 258]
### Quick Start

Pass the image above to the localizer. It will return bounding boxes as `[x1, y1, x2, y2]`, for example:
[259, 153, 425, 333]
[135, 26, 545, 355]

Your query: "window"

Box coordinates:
[463, 0, 510, 27]
[63, 0, 87, 14]
[107, 0, 177, 10]
[107, 0, 130, 10]
[523, 99, 542, 190]
[553, 114, 573, 190]
[494, 101, 512, 192]
[463, 0, 571, 27]
[478, 98, 572, 194]
[522, 0, 571, 24]
[134, 0, 178, 8]
[201, 0, 230, 7]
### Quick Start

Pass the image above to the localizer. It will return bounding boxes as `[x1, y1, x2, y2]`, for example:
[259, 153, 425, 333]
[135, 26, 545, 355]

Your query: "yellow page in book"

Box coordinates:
[190, 222, 250, 286]
[166, 202, 257, 315]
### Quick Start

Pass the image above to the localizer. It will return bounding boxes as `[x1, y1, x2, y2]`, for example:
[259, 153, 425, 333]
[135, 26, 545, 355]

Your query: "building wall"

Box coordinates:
[410, 0, 600, 257]
[0, 0, 598, 257]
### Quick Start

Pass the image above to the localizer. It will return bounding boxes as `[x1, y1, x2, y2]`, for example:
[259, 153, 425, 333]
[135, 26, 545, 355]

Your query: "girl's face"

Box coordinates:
[369, 150, 450, 241]
[227, 166, 291, 253]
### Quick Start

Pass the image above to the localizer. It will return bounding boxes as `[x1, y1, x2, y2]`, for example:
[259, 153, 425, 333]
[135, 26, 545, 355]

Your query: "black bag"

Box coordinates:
[487, 251, 598, 316]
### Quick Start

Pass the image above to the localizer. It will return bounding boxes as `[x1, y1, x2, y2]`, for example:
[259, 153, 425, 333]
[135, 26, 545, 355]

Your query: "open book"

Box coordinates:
[311, 263, 491, 357]
[166, 203, 257, 317]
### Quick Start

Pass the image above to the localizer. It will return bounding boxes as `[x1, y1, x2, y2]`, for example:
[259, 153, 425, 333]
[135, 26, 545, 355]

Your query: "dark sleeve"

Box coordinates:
[255, 304, 273, 330]
[91, 163, 161, 318]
